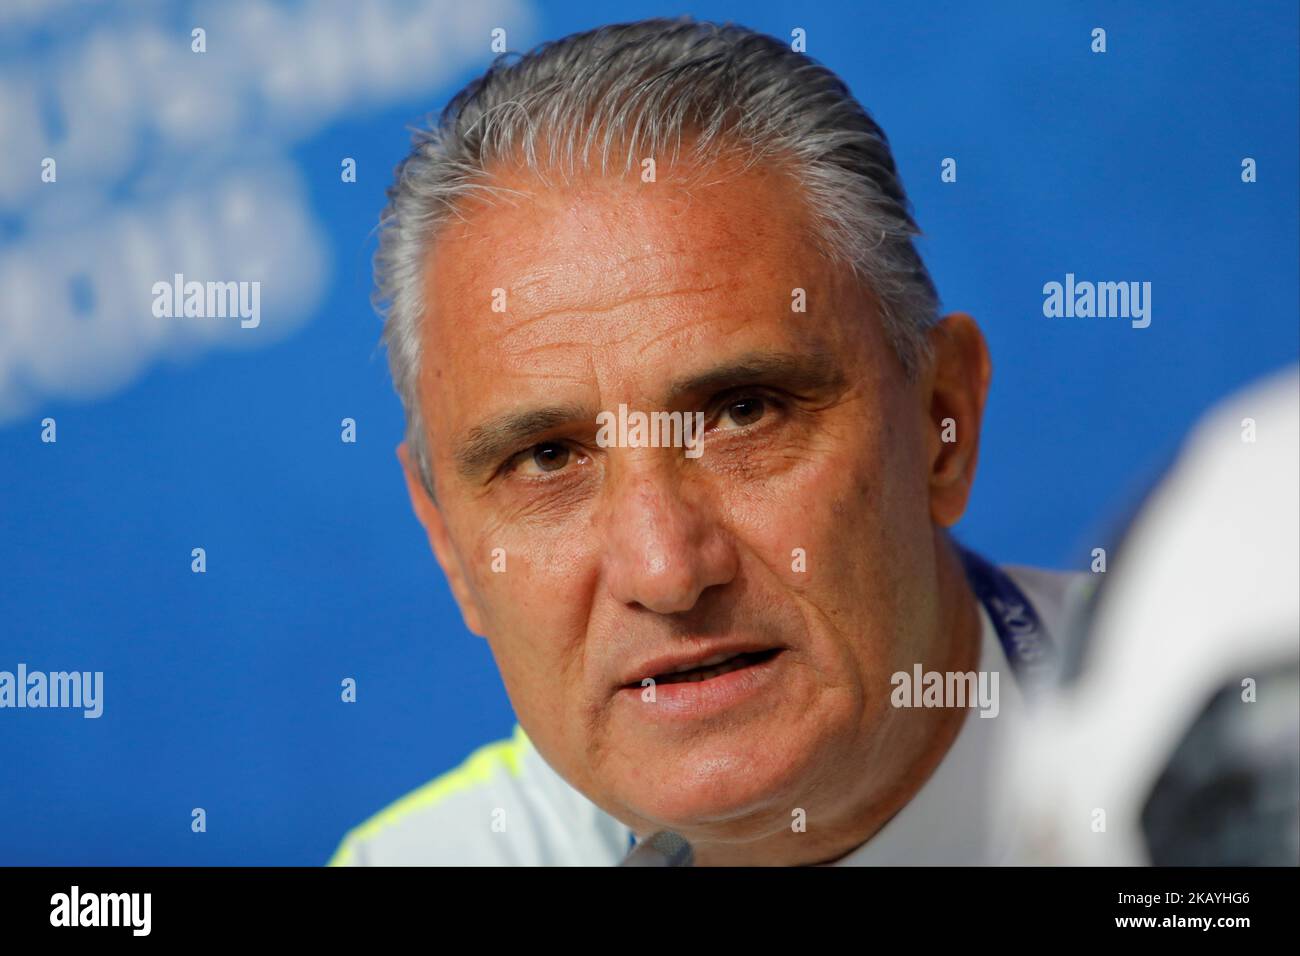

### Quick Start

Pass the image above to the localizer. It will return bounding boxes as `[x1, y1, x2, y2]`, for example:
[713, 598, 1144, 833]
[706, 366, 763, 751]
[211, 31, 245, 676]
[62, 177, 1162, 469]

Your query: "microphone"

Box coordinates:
[619, 830, 694, 866]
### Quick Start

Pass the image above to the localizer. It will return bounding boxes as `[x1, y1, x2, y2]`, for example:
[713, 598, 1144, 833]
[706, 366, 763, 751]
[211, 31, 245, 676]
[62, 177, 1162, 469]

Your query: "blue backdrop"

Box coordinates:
[0, 0, 1296, 864]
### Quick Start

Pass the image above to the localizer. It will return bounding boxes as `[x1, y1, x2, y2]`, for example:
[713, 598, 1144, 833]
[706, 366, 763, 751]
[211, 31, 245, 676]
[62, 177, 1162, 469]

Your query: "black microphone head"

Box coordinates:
[620, 830, 694, 866]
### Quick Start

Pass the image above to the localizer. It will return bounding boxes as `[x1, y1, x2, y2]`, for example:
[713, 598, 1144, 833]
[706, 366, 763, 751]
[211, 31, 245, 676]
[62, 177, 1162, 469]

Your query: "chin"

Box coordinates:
[623, 738, 816, 831]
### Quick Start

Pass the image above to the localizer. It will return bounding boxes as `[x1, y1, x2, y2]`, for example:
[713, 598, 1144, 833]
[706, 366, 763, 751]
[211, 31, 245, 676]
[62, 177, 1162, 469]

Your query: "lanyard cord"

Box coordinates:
[957, 546, 1056, 681]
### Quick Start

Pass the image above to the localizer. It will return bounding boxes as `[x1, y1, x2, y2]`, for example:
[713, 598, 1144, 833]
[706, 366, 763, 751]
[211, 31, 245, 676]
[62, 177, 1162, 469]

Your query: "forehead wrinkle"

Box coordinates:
[486, 281, 736, 363]
[618, 305, 749, 357]
[495, 360, 595, 388]
[503, 285, 727, 338]
[503, 238, 735, 314]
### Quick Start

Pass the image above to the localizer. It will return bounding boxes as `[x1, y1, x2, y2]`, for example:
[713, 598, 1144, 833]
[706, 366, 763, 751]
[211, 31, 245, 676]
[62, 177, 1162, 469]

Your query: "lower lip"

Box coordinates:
[615, 651, 786, 721]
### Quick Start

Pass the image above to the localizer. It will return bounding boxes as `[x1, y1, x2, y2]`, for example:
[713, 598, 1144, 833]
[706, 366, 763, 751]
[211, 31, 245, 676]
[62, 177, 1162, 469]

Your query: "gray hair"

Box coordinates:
[374, 16, 942, 499]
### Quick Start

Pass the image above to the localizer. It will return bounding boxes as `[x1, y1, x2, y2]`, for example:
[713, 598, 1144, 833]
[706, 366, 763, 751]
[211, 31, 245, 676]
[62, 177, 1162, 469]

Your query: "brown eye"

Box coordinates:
[530, 443, 570, 472]
[722, 397, 766, 428]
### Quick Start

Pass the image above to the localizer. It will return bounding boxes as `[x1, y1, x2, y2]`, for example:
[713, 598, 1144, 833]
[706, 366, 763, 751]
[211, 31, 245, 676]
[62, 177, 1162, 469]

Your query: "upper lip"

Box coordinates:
[618, 641, 782, 689]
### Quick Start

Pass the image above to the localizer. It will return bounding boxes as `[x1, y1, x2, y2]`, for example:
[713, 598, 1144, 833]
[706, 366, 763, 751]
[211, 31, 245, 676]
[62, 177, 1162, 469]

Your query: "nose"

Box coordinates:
[600, 470, 738, 614]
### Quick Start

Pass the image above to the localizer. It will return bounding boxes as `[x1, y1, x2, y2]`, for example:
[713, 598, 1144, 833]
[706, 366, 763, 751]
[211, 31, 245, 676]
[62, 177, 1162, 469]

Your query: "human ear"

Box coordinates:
[921, 313, 992, 527]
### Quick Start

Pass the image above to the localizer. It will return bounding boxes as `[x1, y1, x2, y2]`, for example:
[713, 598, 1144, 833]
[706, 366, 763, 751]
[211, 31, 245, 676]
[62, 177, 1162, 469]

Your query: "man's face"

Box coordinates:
[407, 158, 967, 853]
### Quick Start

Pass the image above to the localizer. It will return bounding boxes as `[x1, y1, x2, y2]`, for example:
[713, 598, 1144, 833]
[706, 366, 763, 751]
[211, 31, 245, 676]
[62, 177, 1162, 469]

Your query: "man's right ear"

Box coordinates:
[397, 442, 487, 637]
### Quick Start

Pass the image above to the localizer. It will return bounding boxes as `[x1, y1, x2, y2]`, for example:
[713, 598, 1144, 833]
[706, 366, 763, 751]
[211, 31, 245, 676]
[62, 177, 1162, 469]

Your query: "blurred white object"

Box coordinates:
[999, 364, 1300, 865]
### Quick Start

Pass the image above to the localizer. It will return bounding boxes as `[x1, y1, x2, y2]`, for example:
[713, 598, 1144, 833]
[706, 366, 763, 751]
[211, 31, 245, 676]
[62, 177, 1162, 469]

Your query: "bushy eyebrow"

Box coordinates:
[456, 402, 591, 481]
[453, 347, 848, 483]
[663, 347, 848, 403]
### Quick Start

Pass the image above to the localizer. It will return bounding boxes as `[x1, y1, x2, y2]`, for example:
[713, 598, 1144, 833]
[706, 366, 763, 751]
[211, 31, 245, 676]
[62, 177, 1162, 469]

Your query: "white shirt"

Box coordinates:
[328, 561, 1089, 866]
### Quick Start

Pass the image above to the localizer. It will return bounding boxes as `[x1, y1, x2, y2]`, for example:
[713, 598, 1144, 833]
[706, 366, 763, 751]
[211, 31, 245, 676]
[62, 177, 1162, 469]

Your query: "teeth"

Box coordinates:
[660, 654, 752, 684]
[669, 652, 737, 675]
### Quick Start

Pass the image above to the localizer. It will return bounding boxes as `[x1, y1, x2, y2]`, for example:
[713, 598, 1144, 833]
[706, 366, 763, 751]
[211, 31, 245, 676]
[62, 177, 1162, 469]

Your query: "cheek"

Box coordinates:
[457, 507, 583, 619]
[457, 514, 597, 694]
[469, 532, 602, 790]
[759, 416, 900, 564]
[733, 411, 932, 658]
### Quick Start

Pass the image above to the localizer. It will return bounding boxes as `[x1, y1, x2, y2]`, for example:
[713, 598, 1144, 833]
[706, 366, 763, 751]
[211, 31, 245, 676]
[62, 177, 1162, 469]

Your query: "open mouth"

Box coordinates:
[627, 648, 784, 688]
